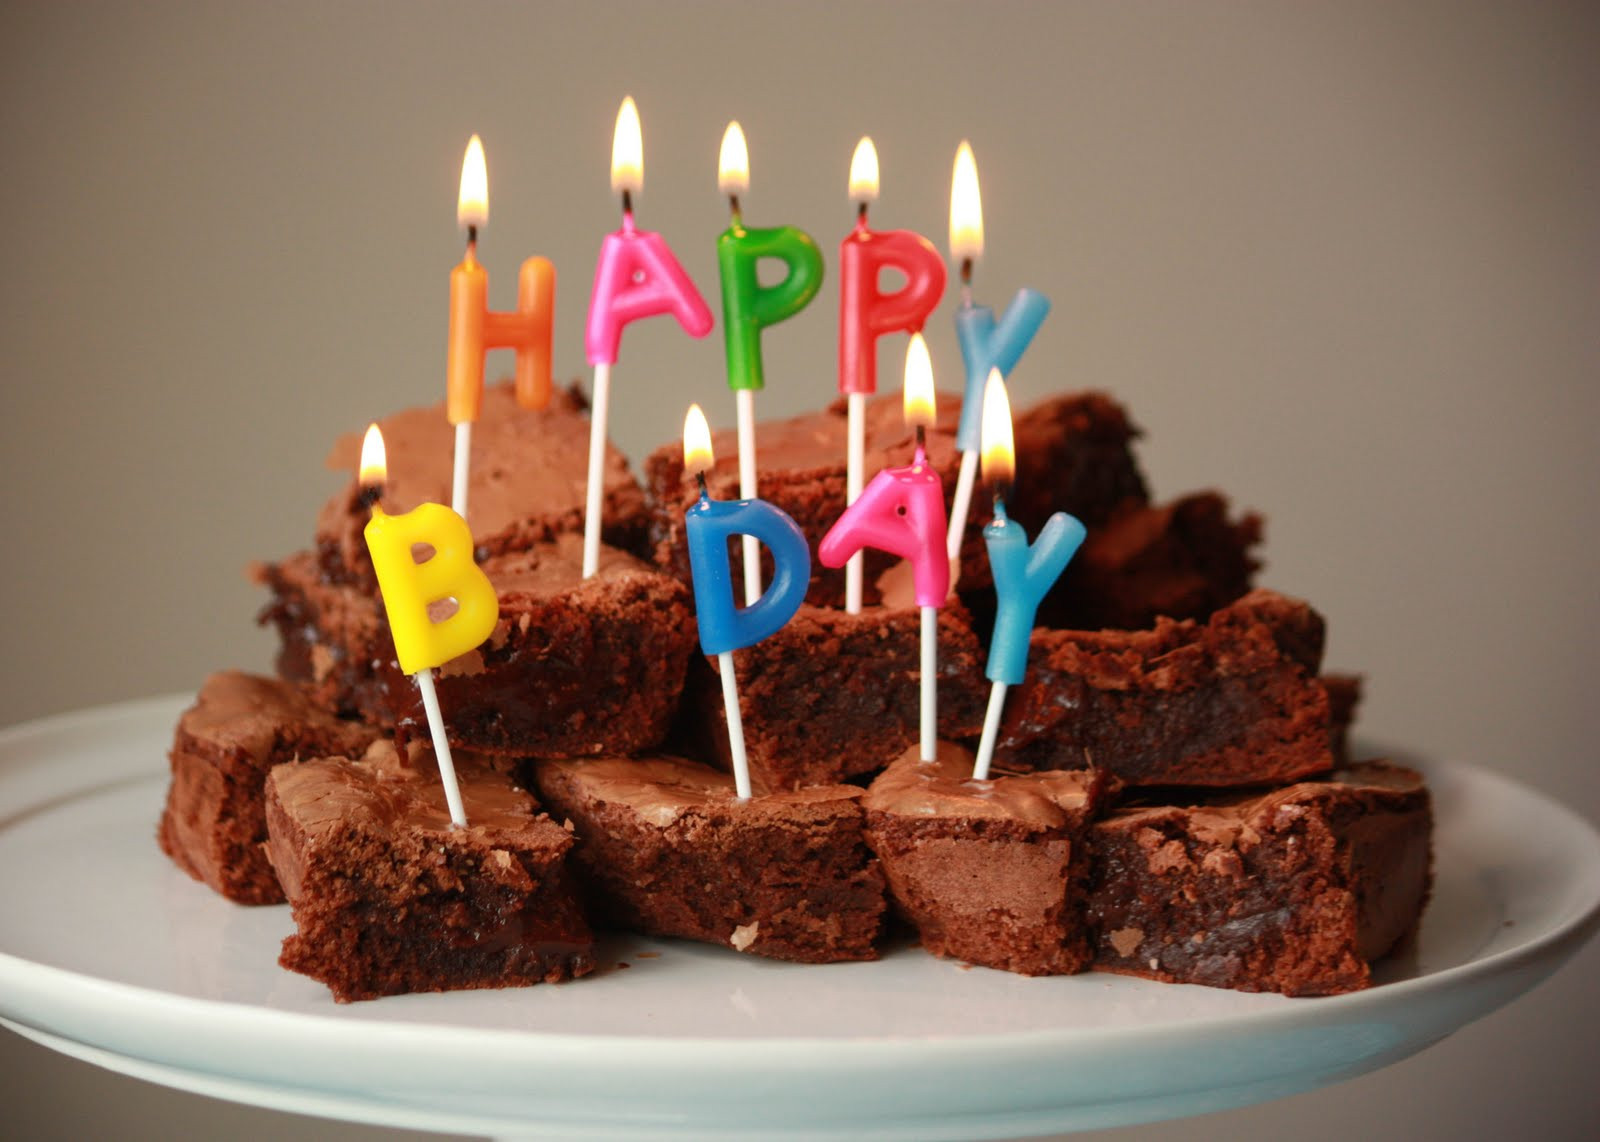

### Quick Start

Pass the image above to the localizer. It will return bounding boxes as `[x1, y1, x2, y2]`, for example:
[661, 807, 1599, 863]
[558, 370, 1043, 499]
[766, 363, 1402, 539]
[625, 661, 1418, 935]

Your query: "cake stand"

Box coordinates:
[1, 695, 1597, 1141]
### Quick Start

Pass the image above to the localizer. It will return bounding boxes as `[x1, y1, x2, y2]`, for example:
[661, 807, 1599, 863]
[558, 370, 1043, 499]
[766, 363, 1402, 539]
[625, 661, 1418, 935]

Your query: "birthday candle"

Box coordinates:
[445, 135, 556, 520]
[681, 405, 812, 798]
[837, 137, 946, 614]
[945, 140, 1051, 569]
[715, 120, 824, 605]
[820, 335, 948, 760]
[359, 425, 500, 826]
[582, 97, 714, 580]
[716, 122, 825, 396]
[971, 374, 1085, 780]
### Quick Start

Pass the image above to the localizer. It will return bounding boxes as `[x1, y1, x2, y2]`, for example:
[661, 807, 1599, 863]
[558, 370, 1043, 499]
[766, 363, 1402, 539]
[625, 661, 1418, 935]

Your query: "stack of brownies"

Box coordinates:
[157, 378, 1431, 1002]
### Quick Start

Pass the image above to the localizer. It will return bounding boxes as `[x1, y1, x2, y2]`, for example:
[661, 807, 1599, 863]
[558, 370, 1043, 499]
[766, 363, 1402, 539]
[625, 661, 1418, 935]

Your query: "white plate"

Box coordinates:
[0, 696, 1596, 1140]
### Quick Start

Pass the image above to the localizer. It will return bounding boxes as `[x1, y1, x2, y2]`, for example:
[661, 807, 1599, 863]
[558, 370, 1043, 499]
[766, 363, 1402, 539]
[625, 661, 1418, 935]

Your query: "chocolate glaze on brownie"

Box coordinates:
[864, 744, 1107, 975]
[995, 589, 1335, 787]
[266, 741, 594, 1002]
[158, 671, 377, 904]
[258, 532, 696, 758]
[316, 380, 649, 586]
[1088, 761, 1432, 996]
[531, 755, 887, 963]
[680, 601, 988, 792]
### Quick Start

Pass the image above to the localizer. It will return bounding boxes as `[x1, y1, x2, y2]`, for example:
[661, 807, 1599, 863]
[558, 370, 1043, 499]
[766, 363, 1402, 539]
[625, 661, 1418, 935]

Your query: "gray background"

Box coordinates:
[2, 1, 1596, 1138]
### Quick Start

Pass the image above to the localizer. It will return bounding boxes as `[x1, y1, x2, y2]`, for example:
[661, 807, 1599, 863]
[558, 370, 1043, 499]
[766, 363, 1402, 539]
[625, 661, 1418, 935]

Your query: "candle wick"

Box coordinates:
[857, 201, 868, 226]
[915, 424, 927, 454]
[696, 470, 708, 497]
[728, 195, 742, 225]
[993, 488, 1010, 519]
[621, 188, 634, 220]
[358, 482, 385, 512]
[960, 258, 973, 287]
[466, 226, 478, 248]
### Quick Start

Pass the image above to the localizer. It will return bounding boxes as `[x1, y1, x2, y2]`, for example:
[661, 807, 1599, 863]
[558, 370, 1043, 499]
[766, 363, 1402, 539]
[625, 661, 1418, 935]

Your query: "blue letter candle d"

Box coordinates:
[984, 508, 1086, 684]
[685, 495, 812, 655]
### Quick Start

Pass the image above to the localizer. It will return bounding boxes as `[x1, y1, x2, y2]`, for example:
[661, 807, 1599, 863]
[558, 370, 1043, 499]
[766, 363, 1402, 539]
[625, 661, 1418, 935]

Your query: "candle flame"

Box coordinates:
[457, 135, 488, 231]
[980, 369, 1015, 487]
[358, 423, 388, 488]
[683, 403, 714, 476]
[848, 137, 880, 205]
[902, 333, 936, 428]
[949, 140, 983, 262]
[611, 96, 643, 195]
[718, 121, 749, 196]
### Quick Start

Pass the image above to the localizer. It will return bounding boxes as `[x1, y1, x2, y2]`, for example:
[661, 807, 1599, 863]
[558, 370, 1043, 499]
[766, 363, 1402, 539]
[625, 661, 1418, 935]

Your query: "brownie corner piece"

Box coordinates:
[1088, 761, 1433, 996]
[264, 743, 594, 1002]
[863, 744, 1108, 976]
[158, 670, 378, 904]
[998, 588, 1335, 787]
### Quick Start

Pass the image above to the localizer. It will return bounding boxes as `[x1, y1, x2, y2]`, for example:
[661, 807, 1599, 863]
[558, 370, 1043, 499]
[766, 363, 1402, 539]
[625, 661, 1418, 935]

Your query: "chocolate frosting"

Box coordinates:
[270, 740, 542, 836]
[484, 531, 653, 598]
[537, 755, 864, 826]
[181, 670, 371, 766]
[863, 742, 1099, 828]
[1105, 761, 1427, 844]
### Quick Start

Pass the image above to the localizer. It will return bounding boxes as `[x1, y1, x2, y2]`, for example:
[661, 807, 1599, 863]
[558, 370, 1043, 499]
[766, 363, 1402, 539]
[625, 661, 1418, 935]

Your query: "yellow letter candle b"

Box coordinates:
[364, 502, 498, 676]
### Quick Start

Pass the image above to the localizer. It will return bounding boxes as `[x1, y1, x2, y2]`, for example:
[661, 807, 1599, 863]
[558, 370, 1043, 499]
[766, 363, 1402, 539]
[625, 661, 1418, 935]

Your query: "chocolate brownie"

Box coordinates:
[679, 602, 988, 792]
[316, 379, 649, 586]
[1033, 492, 1262, 631]
[265, 740, 594, 1002]
[158, 671, 378, 904]
[1322, 673, 1364, 765]
[863, 744, 1108, 975]
[1088, 761, 1432, 996]
[994, 589, 1335, 787]
[644, 392, 965, 608]
[257, 532, 697, 758]
[1008, 390, 1150, 535]
[643, 388, 1147, 608]
[531, 755, 887, 963]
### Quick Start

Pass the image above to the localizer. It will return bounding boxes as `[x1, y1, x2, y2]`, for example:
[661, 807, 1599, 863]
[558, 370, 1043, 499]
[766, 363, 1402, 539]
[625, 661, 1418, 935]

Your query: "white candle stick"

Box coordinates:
[451, 422, 472, 520]
[972, 680, 1009, 781]
[413, 667, 468, 828]
[737, 388, 762, 605]
[582, 363, 612, 579]
[920, 603, 938, 762]
[949, 141, 983, 587]
[946, 447, 979, 563]
[717, 650, 752, 800]
[846, 391, 866, 613]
